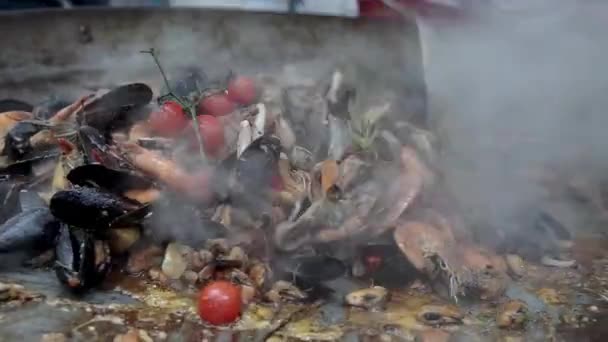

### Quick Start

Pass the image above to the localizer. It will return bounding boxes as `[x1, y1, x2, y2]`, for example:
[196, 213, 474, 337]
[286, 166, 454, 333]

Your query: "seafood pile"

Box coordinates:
[0, 56, 587, 332]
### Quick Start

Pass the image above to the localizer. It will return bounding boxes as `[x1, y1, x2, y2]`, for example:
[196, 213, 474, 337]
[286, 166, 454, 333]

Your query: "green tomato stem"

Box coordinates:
[141, 48, 207, 164]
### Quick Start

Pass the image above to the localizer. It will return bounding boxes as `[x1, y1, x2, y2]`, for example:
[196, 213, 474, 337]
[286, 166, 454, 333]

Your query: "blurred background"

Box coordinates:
[0, 0, 441, 18]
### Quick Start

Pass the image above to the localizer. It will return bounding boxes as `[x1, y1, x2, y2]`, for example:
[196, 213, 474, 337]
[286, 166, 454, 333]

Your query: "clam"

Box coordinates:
[416, 304, 464, 326]
[345, 286, 389, 311]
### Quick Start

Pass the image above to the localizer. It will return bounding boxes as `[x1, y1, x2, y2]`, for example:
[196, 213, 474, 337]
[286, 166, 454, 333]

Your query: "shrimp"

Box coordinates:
[119, 142, 210, 201]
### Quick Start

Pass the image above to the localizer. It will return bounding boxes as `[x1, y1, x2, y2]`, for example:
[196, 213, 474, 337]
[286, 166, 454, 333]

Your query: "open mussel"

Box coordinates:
[2, 121, 47, 160]
[78, 83, 153, 132]
[233, 135, 282, 215]
[54, 224, 110, 292]
[67, 164, 154, 195]
[78, 126, 128, 169]
[0, 190, 58, 253]
[0, 99, 33, 113]
[50, 187, 146, 230]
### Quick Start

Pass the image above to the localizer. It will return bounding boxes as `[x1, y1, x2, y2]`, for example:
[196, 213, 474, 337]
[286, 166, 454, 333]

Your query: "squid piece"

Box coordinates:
[375, 146, 433, 232]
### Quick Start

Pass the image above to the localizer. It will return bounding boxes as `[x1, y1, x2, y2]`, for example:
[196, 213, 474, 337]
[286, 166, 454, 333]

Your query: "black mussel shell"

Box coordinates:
[232, 136, 282, 215]
[2, 121, 44, 160]
[0, 180, 23, 224]
[78, 126, 127, 169]
[50, 187, 143, 230]
[0, 150, 60, 178]
[67, 164, 154, 194]
[54, 224, 110, 292]
[0, 99, 33, 113]
[237, 135, 282, 190]
[277, 255, 346, 283]
[33, 97, 72, 120]
[0, 207, 58, 253]
[78, 83, 153, 131]
[109, 204, 152, 228]
[18, 189, 47, 211]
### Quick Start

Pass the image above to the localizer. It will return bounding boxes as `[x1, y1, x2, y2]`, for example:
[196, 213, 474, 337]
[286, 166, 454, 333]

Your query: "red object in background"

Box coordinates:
[358, 0, 464, 19]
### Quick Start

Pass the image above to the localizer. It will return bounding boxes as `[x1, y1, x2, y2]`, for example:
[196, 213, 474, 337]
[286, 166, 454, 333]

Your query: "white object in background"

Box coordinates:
[236, 120, 253, 158]
[169, 0, 359, 17]
[252, 103, 266, 141]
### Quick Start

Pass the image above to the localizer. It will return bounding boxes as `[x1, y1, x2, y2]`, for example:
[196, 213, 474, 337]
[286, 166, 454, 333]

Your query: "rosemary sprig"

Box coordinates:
[140, 48, 207, 164]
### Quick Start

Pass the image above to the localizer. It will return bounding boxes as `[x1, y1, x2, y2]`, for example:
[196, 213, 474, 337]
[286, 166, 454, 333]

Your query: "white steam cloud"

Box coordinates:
[418, 1, 608, 241]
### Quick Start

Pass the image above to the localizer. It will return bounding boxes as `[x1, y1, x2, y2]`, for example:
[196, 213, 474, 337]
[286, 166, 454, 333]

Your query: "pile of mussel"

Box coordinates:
[0, 64, 575, 311]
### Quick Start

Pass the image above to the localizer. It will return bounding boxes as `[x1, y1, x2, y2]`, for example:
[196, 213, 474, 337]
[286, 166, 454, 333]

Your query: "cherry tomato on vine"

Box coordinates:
[198, 93, 236, 117]
[148, 101, 188, 137]
[198, 281, 242, 325]
[227, 76, 258, 105]
[189, 115, 225, 157]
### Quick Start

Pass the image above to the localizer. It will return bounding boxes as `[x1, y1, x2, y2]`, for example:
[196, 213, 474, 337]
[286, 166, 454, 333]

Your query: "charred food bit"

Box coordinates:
[345, 286, 389, 311]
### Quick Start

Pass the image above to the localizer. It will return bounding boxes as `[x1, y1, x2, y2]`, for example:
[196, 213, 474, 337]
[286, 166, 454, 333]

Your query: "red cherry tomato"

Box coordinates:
[148, 101, 188, 137]
[198, 93, 236, 117]
[198, 281, 242, 325]
[227, 76, 258, 105]
[189, 115, 225, 157]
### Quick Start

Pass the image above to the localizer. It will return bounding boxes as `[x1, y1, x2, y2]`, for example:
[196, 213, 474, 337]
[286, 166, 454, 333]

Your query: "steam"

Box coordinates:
[418, 2, 608, 243]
